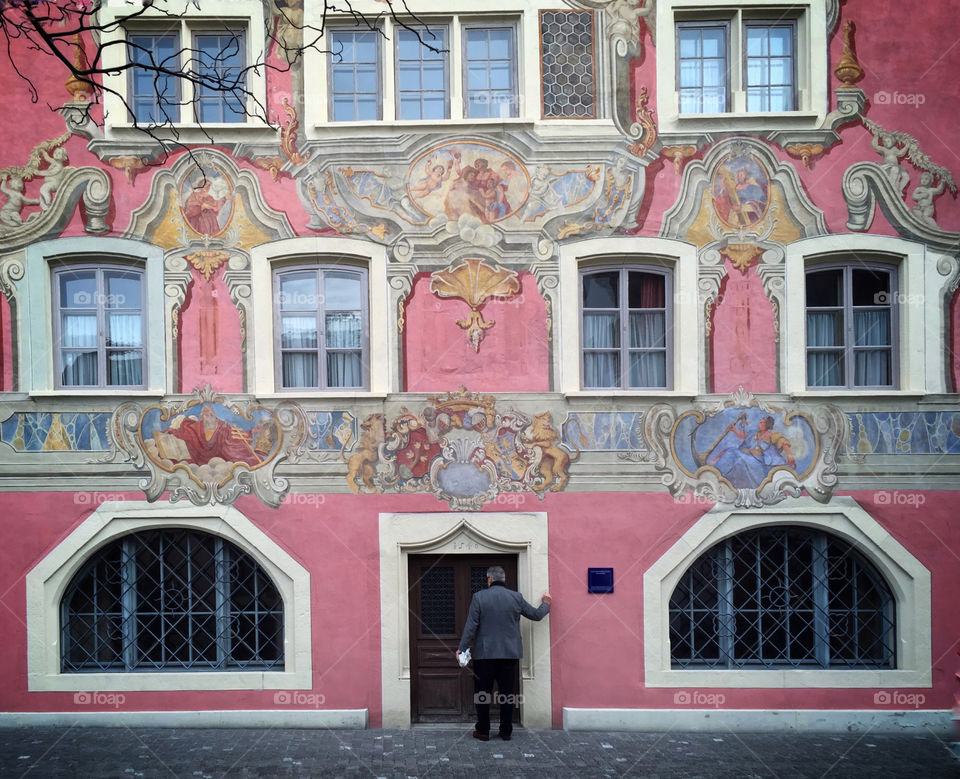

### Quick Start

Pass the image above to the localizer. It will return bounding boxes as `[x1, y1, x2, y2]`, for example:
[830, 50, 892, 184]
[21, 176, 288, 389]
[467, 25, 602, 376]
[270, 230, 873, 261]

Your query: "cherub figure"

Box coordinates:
[409, 155, 456, 198]
[522, 165, 561, 220]
[0, 176, 39, 227]
[37, 147, 69, 210]
[911, 171, 945, 227]
[871, 132, 910, 194]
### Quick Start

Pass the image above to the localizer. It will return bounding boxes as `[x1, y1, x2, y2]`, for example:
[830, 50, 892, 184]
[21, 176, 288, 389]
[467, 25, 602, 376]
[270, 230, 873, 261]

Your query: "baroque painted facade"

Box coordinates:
[0, 0, 957, 733]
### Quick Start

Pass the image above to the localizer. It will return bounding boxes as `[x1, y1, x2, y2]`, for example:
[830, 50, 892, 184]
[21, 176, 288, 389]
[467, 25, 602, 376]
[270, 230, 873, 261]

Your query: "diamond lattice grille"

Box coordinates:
[669, 527, 896, 669]
[61, 529, 284, 672]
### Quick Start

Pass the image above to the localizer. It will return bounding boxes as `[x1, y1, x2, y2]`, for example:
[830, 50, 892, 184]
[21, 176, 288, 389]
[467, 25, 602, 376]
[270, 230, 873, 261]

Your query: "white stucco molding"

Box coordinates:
[26, 501, 312, 692]
[643, 497, 932, 689]
[379, 511, 551, 728]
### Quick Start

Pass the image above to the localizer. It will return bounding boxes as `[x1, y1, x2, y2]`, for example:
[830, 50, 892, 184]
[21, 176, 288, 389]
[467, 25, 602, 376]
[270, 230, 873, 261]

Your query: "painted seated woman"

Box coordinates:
[709, 416, 795, 489]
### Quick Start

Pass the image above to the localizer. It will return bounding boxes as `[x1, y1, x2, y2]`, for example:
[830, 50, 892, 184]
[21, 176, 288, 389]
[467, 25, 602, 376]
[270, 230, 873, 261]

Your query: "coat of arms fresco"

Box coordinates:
[343, 388, 578, 510]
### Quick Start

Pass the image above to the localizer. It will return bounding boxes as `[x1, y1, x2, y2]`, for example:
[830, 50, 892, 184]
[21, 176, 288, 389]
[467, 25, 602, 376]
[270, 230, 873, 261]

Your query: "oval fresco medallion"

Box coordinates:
[406, 142, 530, 223]
[711, 154, 770, 229]
[178, 163, 235, 236]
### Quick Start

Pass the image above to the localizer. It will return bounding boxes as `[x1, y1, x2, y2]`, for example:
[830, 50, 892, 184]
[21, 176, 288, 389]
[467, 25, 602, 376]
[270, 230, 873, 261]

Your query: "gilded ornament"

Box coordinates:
[662, 145, 696, 175]
[627, 86, 657, 157]
[429, 258, 521, 352]
[722, 243, 760, 273]
[834, 21, 864, 87]
[280, 96, 311, 165]
[185, 250, 231, 281]
[109, 157, 148, 185]
[64, 34, 93, 102]
[785, 143, 825, 169]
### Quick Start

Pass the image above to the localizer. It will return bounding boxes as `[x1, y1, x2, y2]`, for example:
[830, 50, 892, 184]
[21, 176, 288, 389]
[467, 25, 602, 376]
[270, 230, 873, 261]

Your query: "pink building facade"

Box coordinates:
[0, 0, 956, 733]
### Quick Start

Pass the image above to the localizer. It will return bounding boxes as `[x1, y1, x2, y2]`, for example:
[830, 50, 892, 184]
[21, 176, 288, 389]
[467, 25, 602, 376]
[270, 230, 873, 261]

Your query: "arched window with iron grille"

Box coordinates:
[60, 528, 284, 672]
[669, 526, 896, 669]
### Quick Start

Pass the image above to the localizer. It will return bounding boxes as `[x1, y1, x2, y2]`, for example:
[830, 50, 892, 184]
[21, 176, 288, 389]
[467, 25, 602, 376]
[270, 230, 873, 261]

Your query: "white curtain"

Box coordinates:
[806, 312, 842, 386]
[583, 312, 618, 387]
[326, 312, 362, 387]
[853, 310, 891, 386]
[61, 314, 97, 386]
[628, 311, 666, 387]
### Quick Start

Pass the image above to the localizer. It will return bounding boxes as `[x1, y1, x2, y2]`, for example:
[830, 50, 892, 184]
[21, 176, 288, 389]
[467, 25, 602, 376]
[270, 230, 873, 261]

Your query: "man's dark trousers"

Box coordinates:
[473, 658, 517, 738]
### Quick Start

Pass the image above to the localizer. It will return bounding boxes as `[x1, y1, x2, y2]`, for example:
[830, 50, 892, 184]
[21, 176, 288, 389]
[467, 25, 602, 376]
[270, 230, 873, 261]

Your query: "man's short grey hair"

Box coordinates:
[486, 566, 506, 582]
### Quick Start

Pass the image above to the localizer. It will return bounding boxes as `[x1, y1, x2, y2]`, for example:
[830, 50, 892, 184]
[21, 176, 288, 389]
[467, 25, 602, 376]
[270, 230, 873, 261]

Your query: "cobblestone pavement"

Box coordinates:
[0, 726, 956, 778]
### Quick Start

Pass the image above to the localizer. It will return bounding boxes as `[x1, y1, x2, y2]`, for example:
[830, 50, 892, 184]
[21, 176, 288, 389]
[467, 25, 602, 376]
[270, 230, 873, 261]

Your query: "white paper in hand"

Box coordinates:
[457, 648, 471, 667]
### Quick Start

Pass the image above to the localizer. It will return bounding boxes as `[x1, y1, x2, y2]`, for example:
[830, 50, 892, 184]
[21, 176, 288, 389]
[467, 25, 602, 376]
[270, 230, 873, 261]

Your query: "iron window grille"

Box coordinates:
[61, 529, 284, 672]
[669, 526, 896, 669]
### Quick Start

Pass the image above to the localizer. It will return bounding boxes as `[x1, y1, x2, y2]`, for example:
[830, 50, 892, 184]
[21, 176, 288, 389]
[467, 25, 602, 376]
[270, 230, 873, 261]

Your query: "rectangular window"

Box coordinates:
[540, 10, 596, 119]
[676, 15, 798, 115]
[463, 25, 518, 119]
[582, 267, 670, 389]
[194, 31, 247, 123]
[396, 26, 448, 120]
[128, 33, 181, 124]
[330, 30, 381, 121]
[806, 265, 896, 389]
[275, 266, 368, 390]
[744, 22, 796, 112]
[55, 266, 145, 389]
[677, 22, 728, 114]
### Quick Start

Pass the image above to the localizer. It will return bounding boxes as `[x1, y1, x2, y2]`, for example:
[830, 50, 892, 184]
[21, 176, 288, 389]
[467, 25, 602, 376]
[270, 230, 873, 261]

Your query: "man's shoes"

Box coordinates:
[472, 730, 489, 741]
[499, 732, 512, 741]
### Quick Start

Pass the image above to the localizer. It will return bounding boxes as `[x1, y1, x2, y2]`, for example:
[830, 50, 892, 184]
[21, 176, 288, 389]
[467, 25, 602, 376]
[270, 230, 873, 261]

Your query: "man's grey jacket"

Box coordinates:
[457, 581, 550, 659]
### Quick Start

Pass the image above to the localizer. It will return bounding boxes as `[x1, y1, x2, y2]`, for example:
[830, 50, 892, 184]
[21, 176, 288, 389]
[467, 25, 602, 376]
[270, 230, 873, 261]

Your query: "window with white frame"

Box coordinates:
[273, 265, 369, 390]
[125, 24, 248, 124]
[656, 1, 826, 134]
[53, 264, 145, 389]
[324, 16, 521, 122]
[676, 16, 796, 114]
[61, 528, 284, 672]
[669, 526, 896, 670]
[580, 266, 671, 389]
[805, 262, 897, 389]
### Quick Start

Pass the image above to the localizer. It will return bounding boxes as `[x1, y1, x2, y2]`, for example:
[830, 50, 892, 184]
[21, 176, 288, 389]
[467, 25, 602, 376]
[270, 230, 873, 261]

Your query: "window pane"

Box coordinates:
[806, 270, 842, 307]
[107, 350, 143, 386]
[324, 272, 362, 310]
[60, 272, 96, 309]
[701, 28, 724, 58]
[630, 311, 665, 349]
[583, 352, 619, 387]
[105, 271, 141, 309]
[281, 315, 318, 349]
[769, 26, 792, 55]
[807, 351, 844, 386]
[854, 310, 890, 346]
[282, 352, 318, 388]
[327, 352, 363, 387]
[702, 59, 724, 88]
[678, 60, 701, 89]
[422, 63, 445, 91]
[628, 272, 665, 308]
[61, 351, 98, 386]
[107, 312, 142, 347]
[769, 57, 791, 85]
[465, 30, 488, 59]
[326, 312, 362, 349]
[678, 29, 700, 59]
[583, 312, 619, 349]
[630, 351, 666, 388]
[852, 269, 890, 306]
[583, 272, 618, 308]
[422, 96, 445, 119]
[854, 350, 891, 386]
[746, 28, 767, 57]
[62, 314, 97, 347]
[278, 272, 318, 310]
[806, 311, 843, 347]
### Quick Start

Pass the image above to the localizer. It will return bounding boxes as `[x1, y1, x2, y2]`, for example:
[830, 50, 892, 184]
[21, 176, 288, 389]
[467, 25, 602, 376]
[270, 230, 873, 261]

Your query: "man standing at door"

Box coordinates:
[456, 566, 552, 741]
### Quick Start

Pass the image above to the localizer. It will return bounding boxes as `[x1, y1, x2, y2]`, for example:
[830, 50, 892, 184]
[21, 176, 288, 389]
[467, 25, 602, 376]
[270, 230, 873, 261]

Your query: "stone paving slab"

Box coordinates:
[0, 726, 956, 778]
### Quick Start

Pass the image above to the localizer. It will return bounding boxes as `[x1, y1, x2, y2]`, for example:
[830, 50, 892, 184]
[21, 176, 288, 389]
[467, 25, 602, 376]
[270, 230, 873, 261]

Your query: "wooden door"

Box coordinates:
[408, 554, 518, 723]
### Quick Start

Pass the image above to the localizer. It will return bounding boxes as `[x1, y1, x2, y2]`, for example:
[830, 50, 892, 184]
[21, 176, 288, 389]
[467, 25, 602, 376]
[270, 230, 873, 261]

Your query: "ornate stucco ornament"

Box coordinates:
[430, 258, 521, 351]
[785, 143, 825, 169]
[644, 388, 850, 508]
[108, 384, 307, 508]
[834, 21, 864, 87]
[185, 250, 231, 281]
[627, 86, 657, 157]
